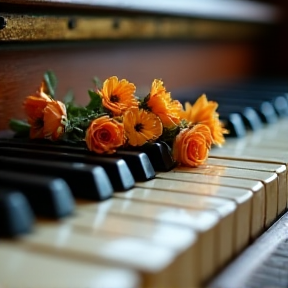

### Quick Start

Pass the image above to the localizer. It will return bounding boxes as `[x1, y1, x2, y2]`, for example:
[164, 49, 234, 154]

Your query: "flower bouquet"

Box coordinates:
[10, 71, 228, 167]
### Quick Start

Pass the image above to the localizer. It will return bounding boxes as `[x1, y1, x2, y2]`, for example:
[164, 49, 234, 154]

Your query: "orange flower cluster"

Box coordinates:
[18, 74, 228, 167]
[87, 76, 163, 153]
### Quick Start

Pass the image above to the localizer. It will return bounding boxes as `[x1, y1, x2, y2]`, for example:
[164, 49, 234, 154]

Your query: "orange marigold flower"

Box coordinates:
[123, 108, 163, 146]
[181, 94, 228, 146]
[99, 76, 138, 116]
[146, 79, 182, 128]
[173, 124, 212, 167]
[43, 101, 67, 141]
[85, 115, 126, 154]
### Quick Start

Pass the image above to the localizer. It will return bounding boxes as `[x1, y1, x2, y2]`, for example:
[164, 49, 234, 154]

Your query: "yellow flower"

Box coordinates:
[123, 108, 163, 146]
[99, 76, 138, 116]
[146, 79, 182, 128]
[173, 124, 212, 167]
[181, 94, 228, 146]
[85, 115, 126, 154]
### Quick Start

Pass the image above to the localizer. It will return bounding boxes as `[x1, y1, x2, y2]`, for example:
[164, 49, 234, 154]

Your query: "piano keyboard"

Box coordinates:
[1, 79, 288, 288]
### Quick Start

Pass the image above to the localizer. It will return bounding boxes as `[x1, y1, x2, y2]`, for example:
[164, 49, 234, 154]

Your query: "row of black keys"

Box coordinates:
[175, 78, 288, 137]
[2, 78, 288, 237]
[0, 139, 175, 237]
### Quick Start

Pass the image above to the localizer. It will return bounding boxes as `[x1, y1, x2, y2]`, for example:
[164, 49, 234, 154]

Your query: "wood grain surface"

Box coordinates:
[0, 41, 258, 130]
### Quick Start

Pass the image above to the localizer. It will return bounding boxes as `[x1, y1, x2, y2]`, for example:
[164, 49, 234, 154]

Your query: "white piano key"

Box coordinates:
[66, 210, 199, 288]
[206, 157, 287, 212]
[115, 188, 237, 269]
[76, 197, 219, 284]
[156, 171, 265, 239]
[136, 179, 252, 254]
[17, 222, 196, 288]
[174, 165, 278, 227]
[0, 240, 140, 288]
[210, 141, 288, 210]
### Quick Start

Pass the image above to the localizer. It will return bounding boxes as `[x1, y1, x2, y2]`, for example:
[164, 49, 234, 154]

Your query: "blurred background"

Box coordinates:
[0, 0, 287, 129]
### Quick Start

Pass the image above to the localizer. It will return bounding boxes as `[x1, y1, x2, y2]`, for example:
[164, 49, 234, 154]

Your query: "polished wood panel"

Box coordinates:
[0, 41, 258, 130]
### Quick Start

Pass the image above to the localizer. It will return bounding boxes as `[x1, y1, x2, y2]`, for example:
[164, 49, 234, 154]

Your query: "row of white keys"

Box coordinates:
[9, 220, 186, 288]
[0, 240, 140, 288]
[4, 120, 287, 288]
[156, 171, 265, 239]
[135, 179, 252, 254]
[77, 197, 222, 284]
[114, 188, 236, 280]
[172, 165, 279, 227]
[210, 135, 288, 211]
[65, 206, 198, 288]
[206, 158, 287, 213]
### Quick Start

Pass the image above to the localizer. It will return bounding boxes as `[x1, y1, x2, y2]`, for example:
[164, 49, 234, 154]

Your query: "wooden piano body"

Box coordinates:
[1, 1, 288, 288]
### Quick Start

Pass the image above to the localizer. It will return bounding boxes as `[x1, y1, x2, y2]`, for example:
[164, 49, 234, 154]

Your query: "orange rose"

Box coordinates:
[180, 94, 228, 146]
[43, 101, 67, 141]
[24, 95, 50, 139]
[173, 124, 212, 167]
[23, 85, 67, 141]
[85, 116, 126, 154]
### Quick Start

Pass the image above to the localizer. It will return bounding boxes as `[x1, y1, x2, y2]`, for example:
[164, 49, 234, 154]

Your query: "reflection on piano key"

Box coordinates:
[174, 165, 279, 227]
[19, 222, 198, 288]
[136, 178, 252, 254]
[157, 171, 265, 239]
[66, 210, 199, 287]
[0, 240, 141, 288]
[115, 187, 237, 274]
[206, 157, 287, 213]
[77, 198, 219, 284]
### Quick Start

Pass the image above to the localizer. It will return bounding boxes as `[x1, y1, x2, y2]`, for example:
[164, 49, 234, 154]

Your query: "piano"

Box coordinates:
[1, 1, 288, 287]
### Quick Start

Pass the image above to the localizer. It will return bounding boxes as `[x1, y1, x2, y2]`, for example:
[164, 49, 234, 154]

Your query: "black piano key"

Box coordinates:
[0, 189, 34, 237]
[219, 112, 246, 138]
[134, 142, 176, 172]
[115, 150, 155, 182]
[0, 156, 113, 201]
[177, 88, 281, 124]
[0, 171, 74, 218]
[219, 101, 277, 124]
[0, 140, 156, 182]
[202, 88, 286, 118]
[273, 95, 288, 117]
[0, 147, 134, 191]
[219, 106, 263, 130]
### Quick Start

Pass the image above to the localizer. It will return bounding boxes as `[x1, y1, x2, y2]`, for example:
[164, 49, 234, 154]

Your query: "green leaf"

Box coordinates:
[63, 90, 74, 105]
[9, 119, 30, 136]
[87, 90, 103, 112]
[93, 76, 103, 90]
[43, 70, 57, 99]
[160, 126, 181, 144]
